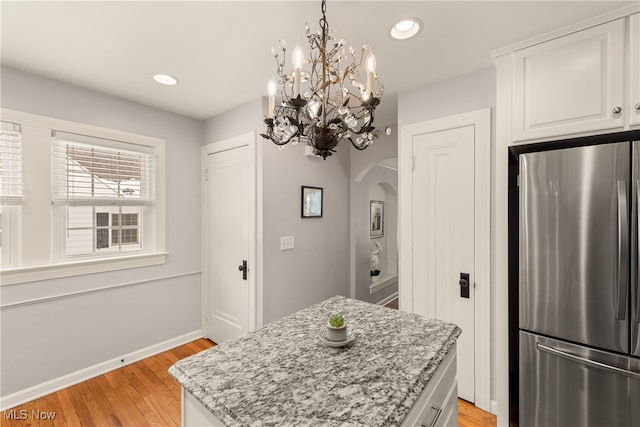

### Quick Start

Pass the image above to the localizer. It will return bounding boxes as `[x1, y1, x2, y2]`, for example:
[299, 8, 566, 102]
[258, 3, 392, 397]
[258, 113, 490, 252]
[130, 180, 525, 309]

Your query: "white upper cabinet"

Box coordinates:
[629, 13, 640, 127]
[512, 18, 625, 142]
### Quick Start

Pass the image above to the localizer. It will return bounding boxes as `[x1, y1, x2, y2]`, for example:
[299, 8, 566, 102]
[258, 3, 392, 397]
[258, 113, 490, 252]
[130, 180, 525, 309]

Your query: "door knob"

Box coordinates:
[612, 106, 622, 114]
[635, 103, 640, 112]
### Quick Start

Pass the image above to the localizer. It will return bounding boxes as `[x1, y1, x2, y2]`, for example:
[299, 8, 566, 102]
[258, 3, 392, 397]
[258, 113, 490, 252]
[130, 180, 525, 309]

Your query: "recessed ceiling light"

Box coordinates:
[152, 73, 178, 86]
[391, 18, 423, 40]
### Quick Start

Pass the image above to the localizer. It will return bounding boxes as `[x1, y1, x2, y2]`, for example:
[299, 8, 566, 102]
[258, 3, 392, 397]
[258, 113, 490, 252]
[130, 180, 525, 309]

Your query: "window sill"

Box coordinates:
[0, 252, 168, 286]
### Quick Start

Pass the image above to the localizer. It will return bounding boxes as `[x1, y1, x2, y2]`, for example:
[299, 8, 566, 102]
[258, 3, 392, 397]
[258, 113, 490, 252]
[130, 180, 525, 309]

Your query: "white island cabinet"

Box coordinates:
[170, 296, 461, 427]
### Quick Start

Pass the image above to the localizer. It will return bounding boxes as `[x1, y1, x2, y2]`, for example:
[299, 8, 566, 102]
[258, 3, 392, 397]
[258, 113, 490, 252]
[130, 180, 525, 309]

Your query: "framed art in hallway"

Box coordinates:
[301, 186, 323, 218]
[370, 200, 384, 237]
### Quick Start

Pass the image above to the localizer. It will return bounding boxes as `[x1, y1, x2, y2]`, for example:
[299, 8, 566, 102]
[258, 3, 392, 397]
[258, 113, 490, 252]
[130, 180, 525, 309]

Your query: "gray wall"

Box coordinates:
[203, 99, 263, 144]
[397, 65, 497, 404]
[398, 67, 496, 126]
[0, 66, 202, 397]
[261, 128, 351, 324]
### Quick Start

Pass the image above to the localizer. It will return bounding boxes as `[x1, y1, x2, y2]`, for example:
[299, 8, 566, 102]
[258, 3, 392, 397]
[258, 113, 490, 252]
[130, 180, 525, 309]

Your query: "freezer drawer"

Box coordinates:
[520, 331, 640, 427]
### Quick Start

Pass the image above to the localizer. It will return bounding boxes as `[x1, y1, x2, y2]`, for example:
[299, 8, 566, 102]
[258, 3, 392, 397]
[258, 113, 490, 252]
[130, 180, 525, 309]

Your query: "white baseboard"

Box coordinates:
[377, 291, 399, 307]
[0, 330, 202, 411]
[491, 399, 498, 415]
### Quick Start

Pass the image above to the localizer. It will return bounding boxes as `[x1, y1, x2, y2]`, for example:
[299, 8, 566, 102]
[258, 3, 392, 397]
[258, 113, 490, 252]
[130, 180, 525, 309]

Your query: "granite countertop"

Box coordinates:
[169, 295, 461, 427]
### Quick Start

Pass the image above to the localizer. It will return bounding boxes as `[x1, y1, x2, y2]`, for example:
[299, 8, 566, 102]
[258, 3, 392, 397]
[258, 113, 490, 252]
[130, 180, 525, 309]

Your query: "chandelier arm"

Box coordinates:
[349, 137, 370, 151]
[262, 122, 301, 146]
[273, 133, 300, 146]
[349, 107, 378, 134]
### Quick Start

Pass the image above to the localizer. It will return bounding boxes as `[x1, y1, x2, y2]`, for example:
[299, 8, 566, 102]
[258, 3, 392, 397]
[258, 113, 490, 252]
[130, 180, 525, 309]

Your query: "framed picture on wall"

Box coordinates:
[370, 200, 384, 237]
[301, 186, 323, 218]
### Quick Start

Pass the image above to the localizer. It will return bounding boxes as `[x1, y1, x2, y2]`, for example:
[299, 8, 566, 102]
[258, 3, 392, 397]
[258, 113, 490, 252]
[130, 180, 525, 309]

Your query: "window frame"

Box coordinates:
[0, 108, 167, 285]
[51, 132, 155, 260]
[0, 120, 23, 267]
[0, 205, 21, 267]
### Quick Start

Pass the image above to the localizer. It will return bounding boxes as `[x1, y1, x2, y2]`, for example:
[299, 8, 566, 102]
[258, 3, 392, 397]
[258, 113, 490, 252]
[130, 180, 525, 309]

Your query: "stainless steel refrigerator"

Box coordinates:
[519, 141, 640, 426]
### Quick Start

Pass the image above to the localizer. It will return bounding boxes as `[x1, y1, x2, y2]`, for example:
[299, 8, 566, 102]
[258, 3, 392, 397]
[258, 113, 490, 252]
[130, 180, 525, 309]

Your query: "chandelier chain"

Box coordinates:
[320, 0, 328, 129]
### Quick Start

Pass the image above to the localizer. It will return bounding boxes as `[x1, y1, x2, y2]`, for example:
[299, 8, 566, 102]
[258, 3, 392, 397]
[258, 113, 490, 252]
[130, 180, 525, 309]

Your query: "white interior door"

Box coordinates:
[205, 139, 252, 344]
[412, 125, 476, 402]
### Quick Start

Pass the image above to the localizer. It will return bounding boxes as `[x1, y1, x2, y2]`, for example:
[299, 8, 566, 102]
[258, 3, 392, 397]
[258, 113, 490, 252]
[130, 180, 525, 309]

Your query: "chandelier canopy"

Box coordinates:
[261, 0, 390, 160]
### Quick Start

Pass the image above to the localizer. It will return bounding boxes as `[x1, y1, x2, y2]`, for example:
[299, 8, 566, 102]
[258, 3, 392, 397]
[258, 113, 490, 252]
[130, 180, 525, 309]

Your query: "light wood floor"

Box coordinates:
[2, 338, 495, 427]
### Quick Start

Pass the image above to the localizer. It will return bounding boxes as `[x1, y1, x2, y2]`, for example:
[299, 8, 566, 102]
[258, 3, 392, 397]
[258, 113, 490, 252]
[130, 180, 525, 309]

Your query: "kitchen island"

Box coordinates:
[169, 296, 461, 426]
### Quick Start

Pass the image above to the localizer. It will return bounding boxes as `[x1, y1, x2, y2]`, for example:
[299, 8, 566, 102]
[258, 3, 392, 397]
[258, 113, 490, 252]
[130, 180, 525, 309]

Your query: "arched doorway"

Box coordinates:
[351, 158, 398, 305]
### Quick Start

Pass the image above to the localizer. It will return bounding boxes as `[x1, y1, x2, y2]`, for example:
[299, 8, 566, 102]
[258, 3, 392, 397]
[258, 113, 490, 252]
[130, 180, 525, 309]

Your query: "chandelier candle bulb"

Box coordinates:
[292, 43, 304, 97]
[267, 78, 277, 118]
[366, 51, 376, 95]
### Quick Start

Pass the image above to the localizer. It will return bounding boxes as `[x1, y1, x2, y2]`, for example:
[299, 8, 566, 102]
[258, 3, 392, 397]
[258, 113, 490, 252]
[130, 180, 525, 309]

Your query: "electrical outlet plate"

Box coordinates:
[280, 236, 294, 251]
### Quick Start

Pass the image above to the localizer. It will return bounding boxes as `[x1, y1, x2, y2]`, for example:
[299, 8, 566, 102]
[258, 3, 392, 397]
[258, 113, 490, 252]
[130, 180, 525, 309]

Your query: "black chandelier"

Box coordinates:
[260, 0, 390, 160]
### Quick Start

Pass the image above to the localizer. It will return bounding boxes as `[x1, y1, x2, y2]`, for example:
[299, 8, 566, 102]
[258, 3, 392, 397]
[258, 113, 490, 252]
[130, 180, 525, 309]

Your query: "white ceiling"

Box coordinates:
[1, 1, 634, 126]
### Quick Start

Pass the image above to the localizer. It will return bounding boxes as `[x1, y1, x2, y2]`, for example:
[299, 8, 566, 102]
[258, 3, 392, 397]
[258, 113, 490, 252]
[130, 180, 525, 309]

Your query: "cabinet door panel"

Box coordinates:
[629, 13, 640, 127]
[513, 18, 625, 141]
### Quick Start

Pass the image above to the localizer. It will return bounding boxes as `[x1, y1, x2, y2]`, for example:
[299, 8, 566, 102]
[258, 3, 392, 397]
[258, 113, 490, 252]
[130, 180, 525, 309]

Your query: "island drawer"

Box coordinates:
[401, 343, 458, 427]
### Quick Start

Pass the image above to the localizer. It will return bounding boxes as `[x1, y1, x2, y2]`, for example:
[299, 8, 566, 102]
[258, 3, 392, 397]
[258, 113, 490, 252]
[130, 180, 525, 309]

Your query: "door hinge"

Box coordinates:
[205, 169, 209, 182]
[516, 174, 520, 186]
[204, 310, 208, 321]
[411, 155, 416, 172]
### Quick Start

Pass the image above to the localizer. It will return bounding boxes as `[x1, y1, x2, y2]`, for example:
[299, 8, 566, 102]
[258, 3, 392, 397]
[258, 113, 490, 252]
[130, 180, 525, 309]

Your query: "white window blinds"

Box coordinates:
[0, 121, 23, 204]
[52, 131, 156, 205]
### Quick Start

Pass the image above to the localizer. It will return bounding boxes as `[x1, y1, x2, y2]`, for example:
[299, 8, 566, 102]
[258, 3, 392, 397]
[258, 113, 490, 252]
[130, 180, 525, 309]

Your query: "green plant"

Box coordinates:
[328, 313, 344, 328]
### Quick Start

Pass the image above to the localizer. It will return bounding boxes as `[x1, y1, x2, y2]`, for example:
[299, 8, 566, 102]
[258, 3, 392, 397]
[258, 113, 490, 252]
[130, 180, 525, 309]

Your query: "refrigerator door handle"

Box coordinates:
[637, 182, 640, 324]
[537, 343, 640, 380]
[617, 180, 629, 320]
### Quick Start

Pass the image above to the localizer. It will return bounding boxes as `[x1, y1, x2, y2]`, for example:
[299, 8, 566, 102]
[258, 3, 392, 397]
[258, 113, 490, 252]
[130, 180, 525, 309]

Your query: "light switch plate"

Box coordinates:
[280, 236, 294, 251]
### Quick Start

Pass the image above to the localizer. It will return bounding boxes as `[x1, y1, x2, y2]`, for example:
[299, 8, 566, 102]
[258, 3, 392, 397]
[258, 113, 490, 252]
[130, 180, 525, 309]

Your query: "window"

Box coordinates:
[52, 131, 155, 259]
[0, 108, 166, 285]
[0, 121, 23, 267]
